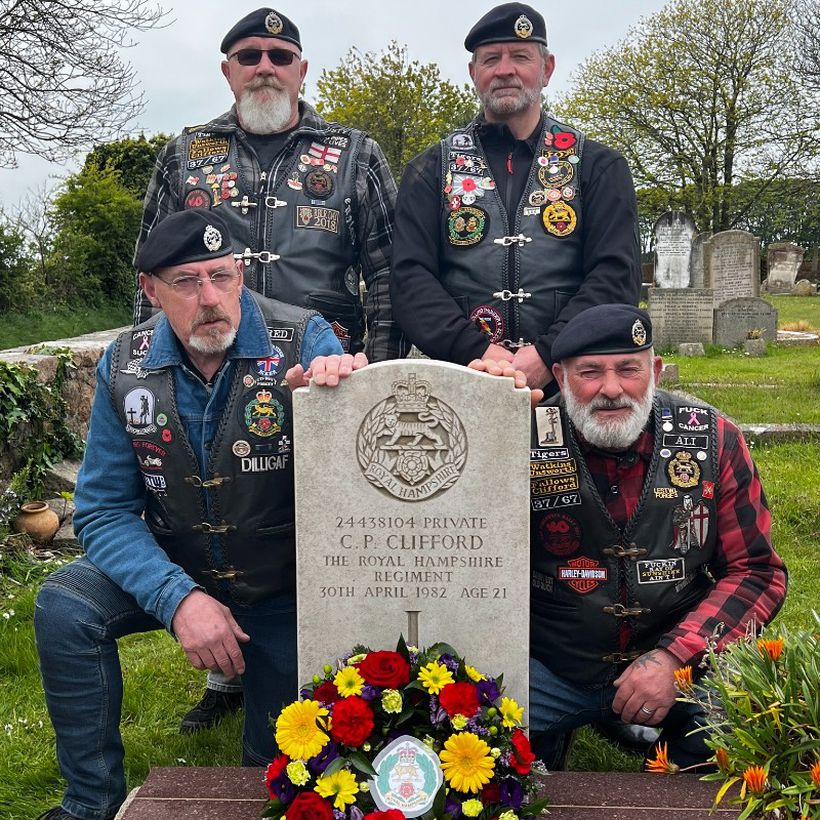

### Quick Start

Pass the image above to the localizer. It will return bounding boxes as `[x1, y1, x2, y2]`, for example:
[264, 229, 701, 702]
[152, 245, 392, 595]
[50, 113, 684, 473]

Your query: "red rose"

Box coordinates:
[438, 681, 480, 718]
[330, 696, 375, 747]
[363, 811, 406, 820]
[480, 782, 501, 805]
[285, 792, 334, 820]
[313, 681, 341, 705]
[358, 651, 410, 688]
[264, 754, 289, 798]
[510, 729, 535, 775]
[553, 131, 576, 150]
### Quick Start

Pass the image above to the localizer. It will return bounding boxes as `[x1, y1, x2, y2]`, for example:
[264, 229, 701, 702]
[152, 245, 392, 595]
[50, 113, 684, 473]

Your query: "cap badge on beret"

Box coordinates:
[203, 225, 223, 252]
[515, 14, 533, 38]
[632, 319, 647, 347]
[265, 11, 283, 34]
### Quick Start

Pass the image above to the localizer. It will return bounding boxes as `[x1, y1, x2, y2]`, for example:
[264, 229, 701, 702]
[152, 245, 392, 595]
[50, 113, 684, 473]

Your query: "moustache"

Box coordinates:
[193, 309, 230, 329]
[589, 397, 636, 411]
[245, 77, 286, 91]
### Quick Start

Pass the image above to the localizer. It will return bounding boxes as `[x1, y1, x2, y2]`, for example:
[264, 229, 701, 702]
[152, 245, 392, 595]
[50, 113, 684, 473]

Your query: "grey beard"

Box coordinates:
[479, 83, 542, 116]
[187, 326, 237, 355]
[237, 86, 294, 134]
[564, 375, 655, 451]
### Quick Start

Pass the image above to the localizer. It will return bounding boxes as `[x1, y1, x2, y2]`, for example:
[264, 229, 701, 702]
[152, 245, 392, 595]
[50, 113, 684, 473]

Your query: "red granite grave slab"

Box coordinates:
[120, 768, 741, 819]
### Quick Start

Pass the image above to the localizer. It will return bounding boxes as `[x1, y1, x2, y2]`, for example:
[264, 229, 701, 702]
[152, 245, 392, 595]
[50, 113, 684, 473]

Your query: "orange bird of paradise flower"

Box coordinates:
[673, 665, 694, 693]
[645, 742, 679, 775]
[810, 759, 820, 788]
[757, 638, 784, 661]
[743, 765, 767, 795]
[715, 747, 730, 773]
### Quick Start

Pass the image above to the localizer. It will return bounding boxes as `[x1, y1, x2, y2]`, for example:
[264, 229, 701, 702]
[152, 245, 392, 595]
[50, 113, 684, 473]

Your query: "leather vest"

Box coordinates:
[109, 295, 315, 605]
[529, 391, 719, 685]
[438, 117, 586, 347]
[179, 115, 365, 352]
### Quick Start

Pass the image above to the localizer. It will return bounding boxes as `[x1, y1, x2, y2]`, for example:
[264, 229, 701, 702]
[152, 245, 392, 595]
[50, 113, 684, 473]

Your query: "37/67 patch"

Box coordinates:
[558, 556, 608, 594]
[187, 134, 230, 169]
[448, 206, 487, 246]
[469, 305, 503, 342]
[637, 558, 685, 584]
[539, 512, 582, 556]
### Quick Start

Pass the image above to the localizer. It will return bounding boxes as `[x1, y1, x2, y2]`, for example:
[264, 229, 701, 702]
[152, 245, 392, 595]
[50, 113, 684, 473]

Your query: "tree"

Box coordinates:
[0, 220, 28, 312]
[0, 0, 166, 167]
[556, 0, 820, 234]
[793, 0, 820, 95]
[315, 42, 479, 179]
[83, 133, 171, 198]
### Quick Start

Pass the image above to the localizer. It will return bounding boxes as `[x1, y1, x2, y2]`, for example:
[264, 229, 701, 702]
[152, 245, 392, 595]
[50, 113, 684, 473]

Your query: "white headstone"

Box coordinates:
[294, 360, 531, 706]
[653, 211, 695, 288]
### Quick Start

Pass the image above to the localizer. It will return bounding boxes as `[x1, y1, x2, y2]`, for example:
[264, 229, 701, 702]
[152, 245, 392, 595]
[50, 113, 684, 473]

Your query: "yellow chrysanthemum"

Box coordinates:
[499, 811, 519, 820]
[462, 798, 483, 817]
[286, 760, 310, 786]
[465, 664, 486, 682]
[418, 661, 455, 694]
[381, 689, 403, 714]
[275, 700, 329, 761]
[348, 653, 367, 664]
[499, 696, 523, 728]
[440, 732, 495, 793]
[334, 665, 365, 697]
[315, 768, 360, 810]
[452, 714, 468, 730]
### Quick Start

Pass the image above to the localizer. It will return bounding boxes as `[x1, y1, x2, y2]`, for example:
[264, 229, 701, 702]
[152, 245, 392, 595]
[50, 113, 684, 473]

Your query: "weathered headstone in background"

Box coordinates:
[653, 211, 695, 288]
[792, 279, 817, 296]
[294, 360, 531, 705]
[704, 230, 760, 304]
[648, 288, 714, 348]
[689, 231, 711, 289]
[766, 243, 805, 293]
[713, 297, 778, 348]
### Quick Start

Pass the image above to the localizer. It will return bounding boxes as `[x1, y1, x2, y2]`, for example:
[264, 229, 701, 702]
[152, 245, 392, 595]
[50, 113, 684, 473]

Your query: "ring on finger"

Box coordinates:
[639, 705, 655, 715]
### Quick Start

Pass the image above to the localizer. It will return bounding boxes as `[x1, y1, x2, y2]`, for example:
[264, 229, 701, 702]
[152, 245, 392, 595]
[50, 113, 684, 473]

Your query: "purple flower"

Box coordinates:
[350, 808, 364, 820]
[429, 695, 447, 726]
[360, 684, 380, 702]
[333, 810, 346, 820]
[500, 777, 523, 810]
[271, 777, 296, 804]
[445, 795, 463, 818]
[439, 653, 459, 673]
[308, 741, 340, 775]
[467, 717, 489, 736]
[476, 679, 500, 705]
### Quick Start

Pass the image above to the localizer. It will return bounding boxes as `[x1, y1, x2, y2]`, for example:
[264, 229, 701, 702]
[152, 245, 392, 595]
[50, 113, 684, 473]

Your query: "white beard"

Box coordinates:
[564, 371, 655, 451]
[480, 81, 542, 116]
[187, 326, 237, 354]
[237, 82, 294, 134]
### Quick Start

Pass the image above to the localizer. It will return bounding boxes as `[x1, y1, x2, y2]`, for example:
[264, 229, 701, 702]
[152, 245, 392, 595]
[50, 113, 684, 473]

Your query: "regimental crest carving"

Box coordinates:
[357, 374, 467, 501]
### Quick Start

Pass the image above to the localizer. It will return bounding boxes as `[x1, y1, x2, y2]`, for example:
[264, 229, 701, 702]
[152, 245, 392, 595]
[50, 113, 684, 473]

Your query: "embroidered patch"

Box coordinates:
[256, 348, 285, 382]
[304, 169, 333, 199]
[269, 327, 295, 343]
[541, 201, 577, 237]
[677, 406, 710, 432]
[539, 512, 582, 556]
[537, 159, 574, 189]
[671, 495, 709, 554]
[184, 188, 212, 209]
[531, 474, 580, 497]
[662, 433, 709, 450]
[296, 205, 340, 233]
[132, 440, 166, 469]
[654, 487, 679, 499]
[558, 556, 608, 594]
[240, 453, 290, 473]
[130, 329, 153, 359]
[530, 458, 576, 479]
[447, 206, 487, 246]
[531, 491, 581, 511]
[535, 406, 563, 446]
[245, 389, 284, 438]
[124, 388, 156, 435]
[469, 305, 504, 342]
[637, 558, 685, 584]
[532, 570, 554, 593]
[667, 451, 701, 488]
[531, 447, 570, 460]
[451, 132, 474, 149]
[142, 473, 167, 496]
[330, 320, 351, 351]
[187, 135, 230, 169]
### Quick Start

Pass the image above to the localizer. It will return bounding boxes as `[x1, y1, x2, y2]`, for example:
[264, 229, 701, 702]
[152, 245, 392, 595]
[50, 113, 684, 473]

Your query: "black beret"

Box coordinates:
[464, 3, 547, 51]
[221, 8, 301, 54]
[552, 304, 653, 362]
[138, 210, 234, 274]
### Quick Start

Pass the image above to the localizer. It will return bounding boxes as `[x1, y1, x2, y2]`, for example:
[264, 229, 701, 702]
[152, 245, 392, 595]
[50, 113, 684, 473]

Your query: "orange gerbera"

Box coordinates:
[673, 665, 694, 694]
[810, 759, 820, 788]
[715, 747, 731, 773]
[645, 742, 679, 775]
[743, 765, 767, 795]
[757, 638, 784, 661]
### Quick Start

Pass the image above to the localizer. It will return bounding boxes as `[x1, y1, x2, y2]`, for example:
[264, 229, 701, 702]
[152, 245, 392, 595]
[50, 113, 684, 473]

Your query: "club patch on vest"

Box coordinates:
[269, 327, 295, 343]
[535, 406, 563, 446]
[671, 495, 710, 554]
[133, 440, 166, 469]
[532, 570, 554, 593]
[187, 134, 230, 170]
[330, 320, 351, 351]
[184, 188, 212, 209]
[244, 389, 284, 438]
[662, 433, 709, 450]
[531, 447, 570, 461]
[677, 406, 710, 432]
[541, 201, 577, 237]
[130, 329, 153, 359]
[447, 206, 487, 246]
[531, 474, 580, 497]
[530, 458, 576, 478]
[256, 347, 285, 382]
[667, 451, 701, 488]
[637, 558, 685, 584]
[531, 491, 581, 512]
[295, 205, 340, 234]
[558, 556, 608, 594]
[469, 305, 503, 342]
[537, 159, 574, 189]
[304, 169, 334, 199]
[124, 387, 157, 435]
[540, 512, 582, 557]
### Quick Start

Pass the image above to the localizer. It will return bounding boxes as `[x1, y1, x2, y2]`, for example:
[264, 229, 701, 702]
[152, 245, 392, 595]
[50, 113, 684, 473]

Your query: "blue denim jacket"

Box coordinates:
[73, 289, 342, 629]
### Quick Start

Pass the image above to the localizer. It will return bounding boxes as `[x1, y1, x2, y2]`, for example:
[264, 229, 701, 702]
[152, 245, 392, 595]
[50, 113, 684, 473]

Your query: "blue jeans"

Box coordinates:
[34, 557, 297, 820]
[528, 656, 710, 770]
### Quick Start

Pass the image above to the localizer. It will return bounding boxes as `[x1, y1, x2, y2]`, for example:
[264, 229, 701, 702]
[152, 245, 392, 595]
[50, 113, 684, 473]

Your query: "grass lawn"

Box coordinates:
[764, 294, 820, 330]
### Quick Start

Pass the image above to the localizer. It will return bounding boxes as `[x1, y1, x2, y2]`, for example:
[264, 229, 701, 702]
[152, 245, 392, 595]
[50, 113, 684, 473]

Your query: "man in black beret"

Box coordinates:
[34, 209, 362, 820]
[474, 303, 786, 769]
[133, 6, 408, 731]
[391, 2, 642, 393]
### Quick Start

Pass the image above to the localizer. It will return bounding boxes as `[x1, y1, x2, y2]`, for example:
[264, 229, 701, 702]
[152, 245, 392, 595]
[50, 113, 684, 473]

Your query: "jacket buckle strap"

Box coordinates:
[493, 288, 532, 303]
[235, 248, 281, 265]
[493, 234, 532, 247]
[499, 338, 531, 351]
[206, 566, 242, 580]
[192, 521, 236, 534]
[602, 544, 648, 559]
[603, 603, 652, 618]
[230, 195, 258, 215]
[265, 196, 287, 209]
[602, 651, 643, 663]
[185, 475, 231, 489]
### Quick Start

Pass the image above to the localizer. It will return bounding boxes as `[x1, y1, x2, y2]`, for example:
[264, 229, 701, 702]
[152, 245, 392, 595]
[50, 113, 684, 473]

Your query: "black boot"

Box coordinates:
[179, 687, 244, 733]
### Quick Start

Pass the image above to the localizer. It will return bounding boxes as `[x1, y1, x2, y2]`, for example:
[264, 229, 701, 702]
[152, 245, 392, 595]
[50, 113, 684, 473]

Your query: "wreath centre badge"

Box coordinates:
[369, 735, 443, 818]
[357, 374, 467, 501]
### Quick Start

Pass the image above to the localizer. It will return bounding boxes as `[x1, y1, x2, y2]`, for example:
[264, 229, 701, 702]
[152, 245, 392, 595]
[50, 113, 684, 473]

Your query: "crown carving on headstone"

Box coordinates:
[391, 374, 431, 413]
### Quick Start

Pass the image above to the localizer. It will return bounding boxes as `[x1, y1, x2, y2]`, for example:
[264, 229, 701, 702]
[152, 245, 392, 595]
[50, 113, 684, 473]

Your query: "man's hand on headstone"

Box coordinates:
[468, 358, 544, 408]
[482, 342, 515, 364]
[611, 648, 680, 726]
[511, 345, 554, 391]
[286, 352, 368, 390]
[171, 589, 250, 678]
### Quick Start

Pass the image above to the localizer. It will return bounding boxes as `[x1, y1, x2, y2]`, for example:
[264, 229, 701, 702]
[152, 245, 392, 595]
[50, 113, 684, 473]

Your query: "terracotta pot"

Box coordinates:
[12, 501, 61, 544]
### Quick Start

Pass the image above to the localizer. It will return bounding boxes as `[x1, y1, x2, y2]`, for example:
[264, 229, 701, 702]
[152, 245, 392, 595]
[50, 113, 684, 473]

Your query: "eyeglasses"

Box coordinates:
[153, 269, 241, 298]
[228, 47, 298, 67]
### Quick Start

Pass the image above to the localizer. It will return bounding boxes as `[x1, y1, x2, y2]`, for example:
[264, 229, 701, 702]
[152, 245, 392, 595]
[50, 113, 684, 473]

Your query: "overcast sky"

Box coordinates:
[0, 0, 669, 205]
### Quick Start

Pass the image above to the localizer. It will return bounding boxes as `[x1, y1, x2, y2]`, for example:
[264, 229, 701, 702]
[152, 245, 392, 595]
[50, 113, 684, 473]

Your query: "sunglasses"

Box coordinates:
[228, 47, 298, 67]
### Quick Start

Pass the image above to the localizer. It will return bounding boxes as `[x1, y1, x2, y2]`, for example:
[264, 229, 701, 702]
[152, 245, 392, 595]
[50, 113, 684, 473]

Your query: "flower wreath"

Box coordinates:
[263, 639, 547, 820]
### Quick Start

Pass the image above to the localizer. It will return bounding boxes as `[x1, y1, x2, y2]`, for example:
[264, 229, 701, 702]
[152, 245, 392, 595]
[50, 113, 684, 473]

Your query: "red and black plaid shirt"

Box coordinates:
[579, 413, 787, 665]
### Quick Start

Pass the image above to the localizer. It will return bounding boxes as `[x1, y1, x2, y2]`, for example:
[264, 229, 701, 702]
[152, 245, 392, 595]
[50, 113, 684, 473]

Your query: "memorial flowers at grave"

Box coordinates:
[263, 639, 547, 820]
[646, 615, 820, 819]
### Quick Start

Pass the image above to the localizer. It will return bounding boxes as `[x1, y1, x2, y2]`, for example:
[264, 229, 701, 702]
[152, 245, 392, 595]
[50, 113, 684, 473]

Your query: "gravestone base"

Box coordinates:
[744, 338, 767, 357]
[117, 767, 742, 819]
[678, 343, 705, 357]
